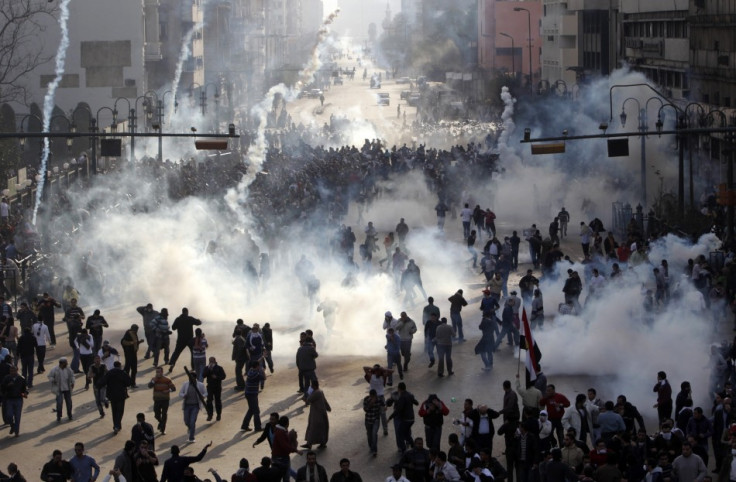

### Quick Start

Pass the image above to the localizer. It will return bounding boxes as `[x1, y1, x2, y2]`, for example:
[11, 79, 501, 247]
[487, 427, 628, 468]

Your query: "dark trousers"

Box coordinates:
[550, 418, 564, 446]
[44, 319, 56, 345]
[424, 424, 442, 451]
[298, 369, 316, 392]
[206, 385, 222, 417]
[234, 359, 246, 388]
[20, 355, 34, 387]
[450, 312, 464, 340]
[123, 348, 137, 383]
[35, 345, 46, 372]
[393, 418, 414, 453]
[505, 453, 517, 482]
[80, 354, 94, 386]
[437, 344, 453, 375]
[657, 400, 672, 424]
[4, 397, 22, 433]
[153, 399, 170, 431]
[110, 399, 125, 431]
[152, 335, 170, 367]
[55, 390, 73, 419]
[168, 339, 192, 367]
[400, 340, 412, 370]
[242, 392, 262, 430]
[144, 331, 154, 358]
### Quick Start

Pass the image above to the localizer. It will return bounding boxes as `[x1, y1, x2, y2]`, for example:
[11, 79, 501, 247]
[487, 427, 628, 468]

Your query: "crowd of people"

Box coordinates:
[2, 120, 736, 482]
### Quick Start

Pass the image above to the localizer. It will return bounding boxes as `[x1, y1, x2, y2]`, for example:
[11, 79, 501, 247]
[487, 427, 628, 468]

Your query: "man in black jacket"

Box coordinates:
[253, 412, 280, 449]
[40, 450, 73, 482]
[232, 328, 249, 390]
[203, 357, 226, 421]
[168, 308, 202, 373]
[0, 365, 28, 436]
[16, 327, 36, 388]
[160, 442, 212, 482]
[103, 360, 133, 434]
[387, 382, 419, 454]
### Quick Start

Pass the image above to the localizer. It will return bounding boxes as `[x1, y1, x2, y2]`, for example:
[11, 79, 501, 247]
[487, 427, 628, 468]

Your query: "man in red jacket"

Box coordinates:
[271, 416, 303, 482]
[540, 384, 570, 445]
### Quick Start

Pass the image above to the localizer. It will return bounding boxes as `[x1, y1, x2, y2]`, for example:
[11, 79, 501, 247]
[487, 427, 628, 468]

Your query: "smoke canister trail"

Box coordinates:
[34, 0, 72, 225]
[168, 21, 202, 121]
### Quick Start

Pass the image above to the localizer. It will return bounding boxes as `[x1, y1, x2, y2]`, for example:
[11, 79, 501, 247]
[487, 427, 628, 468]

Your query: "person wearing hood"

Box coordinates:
[418, 394, 450, 451]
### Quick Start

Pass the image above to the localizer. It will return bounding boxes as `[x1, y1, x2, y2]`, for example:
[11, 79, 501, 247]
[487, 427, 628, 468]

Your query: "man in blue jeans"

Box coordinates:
[242, 361, 266, 431]
[179, 371, 207, 442]
[0, 365, 28, 436]
[447, 290, 468, 342]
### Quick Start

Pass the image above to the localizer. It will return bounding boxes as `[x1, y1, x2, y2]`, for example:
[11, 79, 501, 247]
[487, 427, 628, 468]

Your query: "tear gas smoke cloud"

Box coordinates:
[531, 233, 721, 409]
[47, 168, 473, 357]
[34, 0, 71, 225]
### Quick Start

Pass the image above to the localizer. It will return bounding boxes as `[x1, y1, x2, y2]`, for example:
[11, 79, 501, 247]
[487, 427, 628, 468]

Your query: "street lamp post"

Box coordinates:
[706, 109, 732, 239]
[513, 7, 533, 95]
[114, 97, 133, 164]
[189, 83, 206, 117]
[498, 32, 515, 81]
[684, 103, 707, 211]
[619, 97, 647, 207]
[655, 103, 687, 218]
[96, 106, 117, 173]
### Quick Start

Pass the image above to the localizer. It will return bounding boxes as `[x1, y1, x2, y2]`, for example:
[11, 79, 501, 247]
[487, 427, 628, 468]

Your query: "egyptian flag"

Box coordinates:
[519, 307, 542, 381]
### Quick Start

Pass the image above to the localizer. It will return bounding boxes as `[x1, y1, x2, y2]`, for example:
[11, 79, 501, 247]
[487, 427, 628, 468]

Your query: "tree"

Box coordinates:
[0, 0, 58, 105]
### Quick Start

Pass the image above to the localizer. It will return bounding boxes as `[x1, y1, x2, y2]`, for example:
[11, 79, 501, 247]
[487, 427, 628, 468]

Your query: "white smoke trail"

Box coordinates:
[168, 22, 202, 121]
[225, 9, 341, 223]
[33, 0, 71, 225]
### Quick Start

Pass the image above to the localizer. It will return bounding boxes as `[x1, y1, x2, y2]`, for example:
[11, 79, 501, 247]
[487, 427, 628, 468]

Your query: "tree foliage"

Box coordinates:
[0, 0, 57, 105]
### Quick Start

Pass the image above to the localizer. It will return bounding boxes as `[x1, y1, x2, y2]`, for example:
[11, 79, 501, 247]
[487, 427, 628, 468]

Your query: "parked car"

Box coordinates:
[334, 76, 344, 85]
[307, 89, 323, 98]
[396, 77, 411, 84]
[376, 92, 390, 106]
[370, 77, 381, 89]
[407, 92, 421, 106]
[400, 90, 412, 100]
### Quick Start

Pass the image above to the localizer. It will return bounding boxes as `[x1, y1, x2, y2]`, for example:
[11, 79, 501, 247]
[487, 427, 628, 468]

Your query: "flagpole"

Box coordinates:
[517, 342, 522, 377]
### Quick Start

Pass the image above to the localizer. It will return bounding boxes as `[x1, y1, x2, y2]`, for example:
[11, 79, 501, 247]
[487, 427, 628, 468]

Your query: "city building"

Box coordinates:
[621, 0, 689, 100]
[541, 0, 619, 90]
[478, 0, 542, 88]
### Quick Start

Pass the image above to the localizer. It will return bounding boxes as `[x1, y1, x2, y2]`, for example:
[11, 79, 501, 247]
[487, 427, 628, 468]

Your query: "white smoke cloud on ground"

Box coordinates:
[531, 233, 722, 408]
[34, 0, 71, 224]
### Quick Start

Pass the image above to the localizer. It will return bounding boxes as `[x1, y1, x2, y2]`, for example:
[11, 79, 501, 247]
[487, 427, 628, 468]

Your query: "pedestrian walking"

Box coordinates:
[0, 364, 28, 436]
[242, 361, 266, 432]
[303, 380, 331, 449]
[31, 318, 50, 373]
[48, 357, 74, 422]
[203, 357, 225, 421]
[121, 324, 143, 387]
[363, 389, 384, 457]
[168, 308, 202, 373]
[103, 360, 133, 434]
[179, 370, 207, 442]
[448, 290, 468, 342]
[87, 355, 108, 418]
[434, 318, 455, 377]
[148, 366, 176, 435]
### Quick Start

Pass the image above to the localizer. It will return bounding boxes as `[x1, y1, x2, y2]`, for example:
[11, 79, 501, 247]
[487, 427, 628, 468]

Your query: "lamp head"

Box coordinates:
[599, 122, 608, 133]
[620, 108, 627, 127]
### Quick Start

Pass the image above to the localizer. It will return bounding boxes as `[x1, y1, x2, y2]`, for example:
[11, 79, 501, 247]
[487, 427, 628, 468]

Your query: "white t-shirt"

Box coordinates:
[32, 322, 50, 346]
[460, 208, 473, 222]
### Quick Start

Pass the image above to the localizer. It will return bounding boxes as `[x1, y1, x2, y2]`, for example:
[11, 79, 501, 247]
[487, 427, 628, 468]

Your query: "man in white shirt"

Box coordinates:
[32, 319, 50, 373]
[460, 204, 473, 239]
[385, 464, 410, 482]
